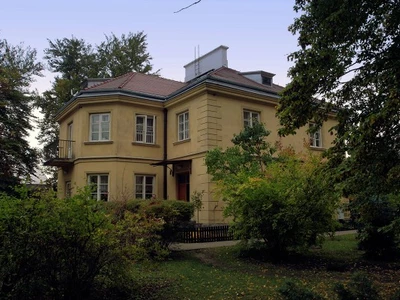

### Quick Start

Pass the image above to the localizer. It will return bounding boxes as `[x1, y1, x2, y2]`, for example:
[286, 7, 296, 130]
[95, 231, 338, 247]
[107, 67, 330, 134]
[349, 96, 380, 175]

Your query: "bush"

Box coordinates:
[279, 280, 324, 300]
[224, 152, 339, 258]
[334, 272, 380, 300]
[352, 194, 400, 258]
[105, 199, 194, 246]
[0, 187, 129, 299]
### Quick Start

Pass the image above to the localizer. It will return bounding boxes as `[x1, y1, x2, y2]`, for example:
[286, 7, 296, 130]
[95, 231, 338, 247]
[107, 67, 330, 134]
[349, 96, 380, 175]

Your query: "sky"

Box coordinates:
[2, 0, 300, 147]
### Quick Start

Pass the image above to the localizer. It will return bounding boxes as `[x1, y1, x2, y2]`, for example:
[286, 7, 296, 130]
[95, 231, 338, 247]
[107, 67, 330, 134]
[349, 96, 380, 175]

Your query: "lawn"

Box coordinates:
[131, 234, 400, 300]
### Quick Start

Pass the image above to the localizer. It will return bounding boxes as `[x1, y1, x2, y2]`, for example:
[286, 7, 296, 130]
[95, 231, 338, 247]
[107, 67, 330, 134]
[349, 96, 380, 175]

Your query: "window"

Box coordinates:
[90, 113, 110, 141]
[88, 174, 109, 201]
[65, 181, 72, 198]
[136, 115, 155, 144]
[178, 111, 189, 141]
[262, 76, 272, 86]
[135, 175, 155, 199]
[309, 124, 322, 148]
[243, 110, 260, 127]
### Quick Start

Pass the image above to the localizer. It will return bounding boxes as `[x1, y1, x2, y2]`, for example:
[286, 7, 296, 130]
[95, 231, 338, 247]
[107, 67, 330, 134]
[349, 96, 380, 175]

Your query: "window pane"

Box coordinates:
[102, 114, 109, 122]
[101, 132, 109, 140]
[91, 115, 99, 123]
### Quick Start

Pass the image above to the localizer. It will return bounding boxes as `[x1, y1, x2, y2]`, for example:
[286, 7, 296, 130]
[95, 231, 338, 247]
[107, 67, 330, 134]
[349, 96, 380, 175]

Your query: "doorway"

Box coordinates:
[176, 172, 190, 201]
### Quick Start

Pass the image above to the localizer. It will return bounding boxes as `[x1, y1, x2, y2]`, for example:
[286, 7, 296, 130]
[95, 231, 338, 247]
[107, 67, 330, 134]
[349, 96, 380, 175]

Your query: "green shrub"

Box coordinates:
[0, 187, 128, 299]
[279, 280, 324, 300]
[334, 272, 380, 300]
[352, 194, 400, 258]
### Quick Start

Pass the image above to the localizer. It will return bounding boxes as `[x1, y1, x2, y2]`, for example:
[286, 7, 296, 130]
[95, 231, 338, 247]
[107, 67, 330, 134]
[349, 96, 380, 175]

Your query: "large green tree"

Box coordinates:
[205, 123, 339, 257]
[278, 0, 400, 257]
[0, 39, 43, 193]
[278, 0, 400, 197]
[35, 31, 156, 146]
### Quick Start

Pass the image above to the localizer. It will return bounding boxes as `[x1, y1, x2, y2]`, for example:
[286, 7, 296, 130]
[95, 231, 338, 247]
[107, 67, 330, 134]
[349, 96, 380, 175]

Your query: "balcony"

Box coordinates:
[44, 139, 75, 168]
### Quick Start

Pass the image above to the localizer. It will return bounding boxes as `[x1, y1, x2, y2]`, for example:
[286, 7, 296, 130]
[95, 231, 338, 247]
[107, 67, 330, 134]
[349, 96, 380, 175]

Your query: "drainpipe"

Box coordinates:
[163, 108, 168, 199]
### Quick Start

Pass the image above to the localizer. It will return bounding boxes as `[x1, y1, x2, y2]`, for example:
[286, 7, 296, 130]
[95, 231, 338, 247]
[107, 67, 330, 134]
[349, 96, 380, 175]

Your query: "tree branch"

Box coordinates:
[174, 0, 202, 13]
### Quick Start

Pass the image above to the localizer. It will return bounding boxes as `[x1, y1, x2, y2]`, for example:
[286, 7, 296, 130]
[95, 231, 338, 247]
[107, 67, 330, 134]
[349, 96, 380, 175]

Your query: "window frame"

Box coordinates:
[243, 110, 260, 128]
[87, 174, 109, 201]
[135, 114, 156, 144]
[309, 124, 322, 148]
[135, 175, 155, 199]
[177, 111, 189, 141]
[89, 113, 110, 142]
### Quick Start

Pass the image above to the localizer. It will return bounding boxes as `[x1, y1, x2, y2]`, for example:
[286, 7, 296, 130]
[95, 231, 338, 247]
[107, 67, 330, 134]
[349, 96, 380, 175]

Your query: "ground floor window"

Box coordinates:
[88, 174, 109, 201]
[135, 175, 155, 199]
[65, 181, 72, 198]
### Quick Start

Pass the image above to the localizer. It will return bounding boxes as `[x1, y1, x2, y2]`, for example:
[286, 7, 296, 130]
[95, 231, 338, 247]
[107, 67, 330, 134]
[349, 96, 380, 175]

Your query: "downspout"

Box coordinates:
[163, 108, 168, 199]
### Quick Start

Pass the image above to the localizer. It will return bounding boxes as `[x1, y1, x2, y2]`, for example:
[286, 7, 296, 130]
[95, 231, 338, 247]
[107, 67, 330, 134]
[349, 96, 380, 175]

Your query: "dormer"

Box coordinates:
[239, 71, 275, 86]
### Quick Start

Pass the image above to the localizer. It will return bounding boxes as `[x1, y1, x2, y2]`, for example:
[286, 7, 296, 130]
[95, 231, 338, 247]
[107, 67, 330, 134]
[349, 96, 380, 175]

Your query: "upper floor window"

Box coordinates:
[136, 115, 155, 144]
[88, 174, 109, 201]
[309, 124, 322, 148]
[243, 110, 260, 128]
[65, 181, 72, 198]
[135, 175, 155, 199]
[178, 111, 189, 141]
[90, 113, 110, 141]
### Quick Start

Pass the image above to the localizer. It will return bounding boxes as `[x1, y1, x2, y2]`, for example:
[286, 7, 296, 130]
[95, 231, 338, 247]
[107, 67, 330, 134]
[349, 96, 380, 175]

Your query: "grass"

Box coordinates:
[130, 234, 400, 300]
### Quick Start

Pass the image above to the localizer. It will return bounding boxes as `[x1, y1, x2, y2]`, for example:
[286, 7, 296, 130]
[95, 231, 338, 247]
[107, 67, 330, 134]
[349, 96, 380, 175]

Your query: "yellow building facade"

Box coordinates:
[46, 46, 337, 224]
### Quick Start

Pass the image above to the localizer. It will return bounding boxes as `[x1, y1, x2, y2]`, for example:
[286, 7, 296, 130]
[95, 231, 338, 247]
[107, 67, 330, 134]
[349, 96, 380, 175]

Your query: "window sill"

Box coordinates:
[173, 138, 191, 146]
[132, 142, 160, 148]
[309, 146, 325, 151]
[84, 140, 114, 145]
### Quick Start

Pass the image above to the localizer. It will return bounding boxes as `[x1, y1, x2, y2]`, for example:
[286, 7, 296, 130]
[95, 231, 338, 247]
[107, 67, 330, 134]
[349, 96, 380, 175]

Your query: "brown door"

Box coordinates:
[177, 173, 190, 201]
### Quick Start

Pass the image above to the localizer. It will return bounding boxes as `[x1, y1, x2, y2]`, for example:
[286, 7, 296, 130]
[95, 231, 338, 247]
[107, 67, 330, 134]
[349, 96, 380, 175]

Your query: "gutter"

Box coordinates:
[163, 108, 168, 199]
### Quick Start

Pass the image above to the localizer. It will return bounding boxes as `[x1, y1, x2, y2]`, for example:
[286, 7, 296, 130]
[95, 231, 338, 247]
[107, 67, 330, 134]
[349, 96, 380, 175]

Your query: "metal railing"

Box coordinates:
[44, 139, 75, 163]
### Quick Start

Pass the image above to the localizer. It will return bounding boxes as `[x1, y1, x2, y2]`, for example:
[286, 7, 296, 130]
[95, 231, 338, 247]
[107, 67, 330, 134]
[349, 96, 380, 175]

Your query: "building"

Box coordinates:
[45, 46, 337, 224]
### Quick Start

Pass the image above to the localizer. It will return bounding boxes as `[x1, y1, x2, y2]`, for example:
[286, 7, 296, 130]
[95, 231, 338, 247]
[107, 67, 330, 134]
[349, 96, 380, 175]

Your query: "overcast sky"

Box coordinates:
[2, 0, 300, 147]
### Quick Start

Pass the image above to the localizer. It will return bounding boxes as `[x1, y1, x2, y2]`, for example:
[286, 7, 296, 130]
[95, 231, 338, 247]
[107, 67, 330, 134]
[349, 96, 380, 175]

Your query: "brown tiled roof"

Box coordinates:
[83, 67, 283, 99]
[209, 67, 284, 94]
[85, 72, 187, 97]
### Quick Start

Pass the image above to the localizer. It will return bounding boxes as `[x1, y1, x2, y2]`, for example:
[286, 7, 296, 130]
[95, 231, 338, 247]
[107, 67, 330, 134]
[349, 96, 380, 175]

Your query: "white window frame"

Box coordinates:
[309, 124, 322, 148]
[178, 111, 189, 141]
[89, 113, 110, 141]
[136, 115, 155, 144]
[135, 175, 155, 199]
[243, 110, 260, 128]
[88, 174, 109, 201]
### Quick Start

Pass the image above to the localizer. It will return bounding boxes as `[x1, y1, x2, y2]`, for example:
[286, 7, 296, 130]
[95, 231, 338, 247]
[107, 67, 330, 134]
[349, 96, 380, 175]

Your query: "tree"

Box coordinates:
[278, 0, 400, 258]
[97, 32, 155, 77]
[278, 0, 400, 196]
[0, 38, 43, 193]
[35, 32, 156, 146]
[205, 123, 339, 258]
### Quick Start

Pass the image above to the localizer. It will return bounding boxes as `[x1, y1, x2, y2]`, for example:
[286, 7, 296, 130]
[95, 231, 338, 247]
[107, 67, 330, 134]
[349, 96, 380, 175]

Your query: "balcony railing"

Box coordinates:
[44, 139, 75, 168]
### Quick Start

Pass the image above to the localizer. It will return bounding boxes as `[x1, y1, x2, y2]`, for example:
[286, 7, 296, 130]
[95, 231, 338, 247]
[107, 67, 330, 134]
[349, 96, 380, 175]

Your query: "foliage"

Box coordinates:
[334, 272, 380, 300]
[0, 187, 125, 299]
[206, 122, 275, 182]
[105, 199, 195, 246]
[279, 281, 324, 300]
[0, 187, 177, 299]
[35, 31, 156, 149]
[352, 194, 400, 258]
[0, 38, 43, 193]
[206, 124, 339, 257]
[191, 190, 204, 223]
[278, 0, 400, 259]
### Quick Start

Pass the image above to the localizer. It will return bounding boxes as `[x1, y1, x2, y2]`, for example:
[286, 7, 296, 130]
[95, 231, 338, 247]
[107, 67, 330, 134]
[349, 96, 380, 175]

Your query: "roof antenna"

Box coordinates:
[194, 45, 200, 77]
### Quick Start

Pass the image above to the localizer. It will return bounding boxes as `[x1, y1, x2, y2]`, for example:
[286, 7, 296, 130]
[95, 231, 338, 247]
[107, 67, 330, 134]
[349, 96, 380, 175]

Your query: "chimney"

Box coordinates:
[184, 45, 229, 82]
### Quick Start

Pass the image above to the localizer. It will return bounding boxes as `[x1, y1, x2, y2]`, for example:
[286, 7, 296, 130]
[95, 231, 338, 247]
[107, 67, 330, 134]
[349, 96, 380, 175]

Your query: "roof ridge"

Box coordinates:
[84, 72, 133, 90]
[118, 72, 135, 89]
[141, 72, 185, 84]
